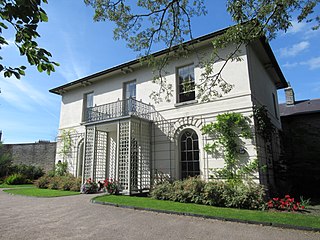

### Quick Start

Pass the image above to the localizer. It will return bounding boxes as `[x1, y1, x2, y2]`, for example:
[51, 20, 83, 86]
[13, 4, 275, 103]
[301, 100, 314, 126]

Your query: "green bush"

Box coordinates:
[35, 174, 81, 192]
[150, 181, 173, 200]
[202, 181, 227, 206]
[5, 173, 27, 185]
[55, 161, 68, 176]
[151, 177, 266, 210]
[10, 164, 44, 180]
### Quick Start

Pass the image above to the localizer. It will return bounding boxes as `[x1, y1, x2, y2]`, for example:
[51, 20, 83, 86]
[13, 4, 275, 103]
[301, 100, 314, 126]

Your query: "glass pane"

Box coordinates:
[124, 81, 136, 99]
[181, 141, 186, 151]
[187, 162, 193, 172]
[177, 64, 195, 103]
[181, 152, 186, 161]
[194, 150, 199, 160]
[182, 162, 187, 171]
[193, 140, 199, 150]
[86, 92, 94, 108]
[187, 152, 192, 161]
[187, 138, 192, 150]
[194, 162, 200, 172]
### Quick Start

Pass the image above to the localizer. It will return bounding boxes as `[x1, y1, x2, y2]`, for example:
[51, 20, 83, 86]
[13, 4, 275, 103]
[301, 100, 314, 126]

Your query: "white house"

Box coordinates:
[50, 28, 287, 194]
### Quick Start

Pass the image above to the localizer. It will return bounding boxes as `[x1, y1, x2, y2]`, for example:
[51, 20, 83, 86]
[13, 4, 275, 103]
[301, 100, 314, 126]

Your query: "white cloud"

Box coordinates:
[0, 77, 53, 111]
[57, 31, 90, 83]
[301, 57, 320, 70]
[283, 57, 320, 70]
[282, 62, 299, 68]
[280, 41, 310, 57]
[285, 20, 307, 34]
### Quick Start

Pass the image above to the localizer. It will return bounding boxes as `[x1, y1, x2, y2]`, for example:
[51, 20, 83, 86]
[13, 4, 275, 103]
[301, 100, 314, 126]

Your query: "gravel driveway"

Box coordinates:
[0, 189, 319, 240]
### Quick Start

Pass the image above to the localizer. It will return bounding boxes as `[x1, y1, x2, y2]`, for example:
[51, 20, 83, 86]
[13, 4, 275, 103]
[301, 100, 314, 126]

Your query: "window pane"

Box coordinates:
[86, 92, 94, 108]
[124, 81, 136, 99]
[177, 64, 195, 103]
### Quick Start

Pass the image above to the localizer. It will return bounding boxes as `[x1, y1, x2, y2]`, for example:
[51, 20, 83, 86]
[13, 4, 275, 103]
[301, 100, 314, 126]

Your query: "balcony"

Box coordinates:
[85, 98, 156, 124]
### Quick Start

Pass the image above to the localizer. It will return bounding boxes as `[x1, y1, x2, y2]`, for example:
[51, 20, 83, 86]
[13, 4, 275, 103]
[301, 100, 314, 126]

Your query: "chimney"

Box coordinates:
[285, 82, 295, 105]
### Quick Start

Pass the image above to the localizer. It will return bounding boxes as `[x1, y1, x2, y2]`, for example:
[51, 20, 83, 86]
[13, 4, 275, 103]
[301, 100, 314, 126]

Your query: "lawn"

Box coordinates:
[4, 188, 80, 197]
[0, 184, 35, 189]
[93, 195, 320, 230]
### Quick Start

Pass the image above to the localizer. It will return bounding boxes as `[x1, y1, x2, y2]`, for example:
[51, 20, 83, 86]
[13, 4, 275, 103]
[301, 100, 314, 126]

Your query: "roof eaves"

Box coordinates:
[49, 27, 229, 95]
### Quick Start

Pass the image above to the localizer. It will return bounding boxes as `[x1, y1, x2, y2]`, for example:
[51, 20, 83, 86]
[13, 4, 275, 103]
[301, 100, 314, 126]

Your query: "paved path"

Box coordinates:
[0, 189, 319, 240]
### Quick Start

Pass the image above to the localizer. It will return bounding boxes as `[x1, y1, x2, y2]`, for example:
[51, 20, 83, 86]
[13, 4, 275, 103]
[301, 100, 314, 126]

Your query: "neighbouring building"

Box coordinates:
[50, 28, 287, 195]
[279, 85, 320, 198]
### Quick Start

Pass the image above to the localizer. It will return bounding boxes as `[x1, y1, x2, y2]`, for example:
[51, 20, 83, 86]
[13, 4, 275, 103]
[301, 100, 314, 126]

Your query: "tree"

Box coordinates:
[85, 0, 319, 102]
[0, 0, 58, 79]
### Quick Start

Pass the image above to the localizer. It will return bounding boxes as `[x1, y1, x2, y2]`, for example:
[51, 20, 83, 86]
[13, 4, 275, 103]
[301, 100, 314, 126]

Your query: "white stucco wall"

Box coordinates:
[246, 45, 281, 128]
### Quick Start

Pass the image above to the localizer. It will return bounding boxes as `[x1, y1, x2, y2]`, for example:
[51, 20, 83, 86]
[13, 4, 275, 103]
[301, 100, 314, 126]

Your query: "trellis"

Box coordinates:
[83, 118, 152, 194]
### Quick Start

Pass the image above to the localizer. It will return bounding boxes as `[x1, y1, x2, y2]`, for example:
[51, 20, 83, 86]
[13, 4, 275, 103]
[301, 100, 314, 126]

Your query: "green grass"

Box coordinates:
[93, 195, 320, 229]
[4, 188, 80, 197]
[0, 184, 35, 189]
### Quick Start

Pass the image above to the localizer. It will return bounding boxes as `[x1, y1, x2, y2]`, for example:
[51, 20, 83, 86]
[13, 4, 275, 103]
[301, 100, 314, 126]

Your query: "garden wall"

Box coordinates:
[3, 142, 56, 172]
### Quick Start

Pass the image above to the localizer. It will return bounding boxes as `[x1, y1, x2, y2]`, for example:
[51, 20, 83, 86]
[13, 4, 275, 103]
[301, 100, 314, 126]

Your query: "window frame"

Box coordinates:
[176, 63, 195, 103]
[123, 80, 137, 100]
[180, 129, 200, 179]
[82, 91, 94, 121]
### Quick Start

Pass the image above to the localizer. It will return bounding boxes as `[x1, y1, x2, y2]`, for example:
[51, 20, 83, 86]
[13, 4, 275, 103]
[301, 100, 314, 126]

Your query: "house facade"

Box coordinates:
[50, 29, 287, 194]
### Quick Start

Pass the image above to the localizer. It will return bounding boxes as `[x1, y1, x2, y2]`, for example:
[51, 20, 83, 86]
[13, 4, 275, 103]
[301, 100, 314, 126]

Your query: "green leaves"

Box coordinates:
[0, 0, 58, 79]
[202, 112, 255, 182]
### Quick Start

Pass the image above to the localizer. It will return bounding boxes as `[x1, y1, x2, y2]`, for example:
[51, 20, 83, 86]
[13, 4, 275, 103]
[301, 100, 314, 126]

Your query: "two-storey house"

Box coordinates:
[50, 28, 287, 194]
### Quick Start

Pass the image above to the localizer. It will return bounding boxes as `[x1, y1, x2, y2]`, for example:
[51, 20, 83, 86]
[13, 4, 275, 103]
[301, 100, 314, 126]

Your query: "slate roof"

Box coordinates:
[279, 98, 320, 117]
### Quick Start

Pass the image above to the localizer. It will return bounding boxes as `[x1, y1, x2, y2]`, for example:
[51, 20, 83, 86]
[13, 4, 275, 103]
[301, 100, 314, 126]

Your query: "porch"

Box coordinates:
[82, 98, 155, 195]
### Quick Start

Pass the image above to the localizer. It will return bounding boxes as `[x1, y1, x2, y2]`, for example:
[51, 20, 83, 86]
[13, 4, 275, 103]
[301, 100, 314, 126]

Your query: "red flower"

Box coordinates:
[273, 198, 279, 201]
[285, 194, 290, 199]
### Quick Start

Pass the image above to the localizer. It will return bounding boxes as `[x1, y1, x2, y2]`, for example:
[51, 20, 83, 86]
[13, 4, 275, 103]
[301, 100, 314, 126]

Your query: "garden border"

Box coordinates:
[91, 198, 320, 233]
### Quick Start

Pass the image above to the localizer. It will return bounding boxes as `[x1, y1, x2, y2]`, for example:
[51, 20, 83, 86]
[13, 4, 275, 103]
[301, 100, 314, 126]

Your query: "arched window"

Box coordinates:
[180, 129, 200, 179]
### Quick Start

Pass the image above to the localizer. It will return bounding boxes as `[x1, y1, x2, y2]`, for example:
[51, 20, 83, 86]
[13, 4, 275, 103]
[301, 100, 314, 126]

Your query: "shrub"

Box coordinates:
[150, 181, 173, 200]
[223, 182, 266, 209]
[48, 176, 60, 190]
[35, 175, 51, 189]
[35, 174, 81, 192]
[202, 181, 227, 206]
[10, 164, 44, 180]
[5, 173, 27, 185]
[55, 161, 68, 176]
[151, 177, 266, 210]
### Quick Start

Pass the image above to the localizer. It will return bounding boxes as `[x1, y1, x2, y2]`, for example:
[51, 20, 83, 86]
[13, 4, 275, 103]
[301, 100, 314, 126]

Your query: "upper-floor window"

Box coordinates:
[272, 93, 279, 119]
[83, 92, 94, 121]
[177, 64, 195, 103]
[124, 80, 136, 100]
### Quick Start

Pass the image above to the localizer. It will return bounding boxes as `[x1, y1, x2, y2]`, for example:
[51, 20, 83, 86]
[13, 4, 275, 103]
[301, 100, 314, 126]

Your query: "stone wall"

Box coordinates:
[280, 113, 320, 198]
[3, 142, 56, 172]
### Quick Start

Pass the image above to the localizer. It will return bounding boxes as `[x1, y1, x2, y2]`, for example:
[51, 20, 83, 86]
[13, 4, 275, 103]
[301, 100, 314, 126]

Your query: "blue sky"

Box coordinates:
[0, 1, 319, 143]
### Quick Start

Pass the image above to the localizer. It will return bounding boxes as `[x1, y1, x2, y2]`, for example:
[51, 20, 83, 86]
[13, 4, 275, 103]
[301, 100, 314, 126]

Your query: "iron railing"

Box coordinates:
[85, 98, 155, 123]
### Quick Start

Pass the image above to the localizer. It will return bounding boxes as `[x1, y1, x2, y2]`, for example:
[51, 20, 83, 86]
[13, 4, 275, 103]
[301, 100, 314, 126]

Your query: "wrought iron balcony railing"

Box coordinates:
[85, 98, 155, 123]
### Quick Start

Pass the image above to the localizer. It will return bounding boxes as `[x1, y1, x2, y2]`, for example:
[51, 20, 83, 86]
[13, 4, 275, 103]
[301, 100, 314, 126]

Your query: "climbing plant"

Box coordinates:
[253, 105, 275, 142]
[201, 112, 258, 183]
[59, 129, 75, 161]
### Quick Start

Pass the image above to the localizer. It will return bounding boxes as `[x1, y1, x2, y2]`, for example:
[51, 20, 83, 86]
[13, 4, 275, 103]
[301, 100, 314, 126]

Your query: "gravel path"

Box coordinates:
[0, 189, 319, 240]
